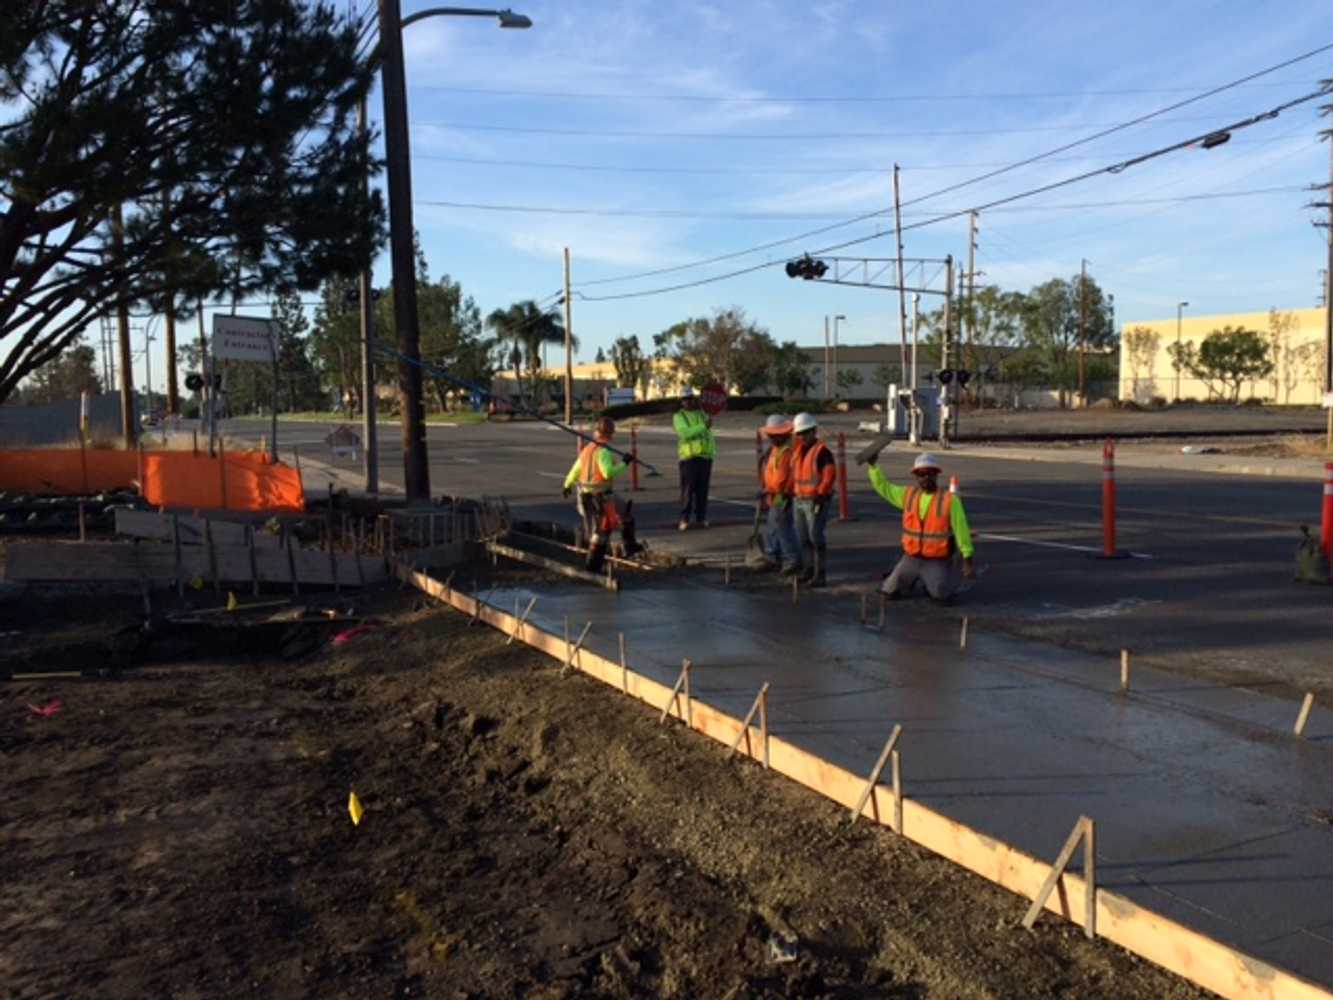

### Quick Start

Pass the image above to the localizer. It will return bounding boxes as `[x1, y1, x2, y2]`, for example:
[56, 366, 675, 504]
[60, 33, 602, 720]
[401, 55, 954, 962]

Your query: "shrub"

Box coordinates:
[1149, 395, 1167, 408]
[1242, 396, 1265, 407]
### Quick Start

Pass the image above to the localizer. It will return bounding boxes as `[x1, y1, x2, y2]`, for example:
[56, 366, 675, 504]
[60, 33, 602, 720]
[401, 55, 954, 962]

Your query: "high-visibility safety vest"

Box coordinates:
[577, 442, 613, 493]
[674, 409, 716, 460]
[794, 440, 835, 499]
[901, 486, 954, 558]
[763, 442, 794, 499]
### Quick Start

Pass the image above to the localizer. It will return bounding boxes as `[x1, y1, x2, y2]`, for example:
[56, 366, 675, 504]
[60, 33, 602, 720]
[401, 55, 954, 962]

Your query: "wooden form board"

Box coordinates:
[5, 540, 386, 588]
[115, 509, 282, 548]
[401, 562, 1332, 1000]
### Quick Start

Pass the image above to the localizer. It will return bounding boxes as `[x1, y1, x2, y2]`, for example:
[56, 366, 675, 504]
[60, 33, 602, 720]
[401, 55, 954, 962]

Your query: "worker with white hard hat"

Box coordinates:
[757, 413, 801, 574]
[673, 385, 716, 531]
[866, 449, 976, 602]
[791, 411, 836, 587]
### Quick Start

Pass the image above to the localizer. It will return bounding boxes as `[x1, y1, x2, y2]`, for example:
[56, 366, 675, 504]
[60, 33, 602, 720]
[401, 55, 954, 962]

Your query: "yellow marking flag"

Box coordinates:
[348, 790, 364, 826]
[226, 592, 238, 612]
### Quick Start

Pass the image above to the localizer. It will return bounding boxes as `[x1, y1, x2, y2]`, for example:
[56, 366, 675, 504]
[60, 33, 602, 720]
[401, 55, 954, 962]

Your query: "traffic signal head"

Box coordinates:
[957, 369, 972, 387]
[938, 369, 954, 385]
[185, 373, 204, 392]
[784, 255, 828, 280]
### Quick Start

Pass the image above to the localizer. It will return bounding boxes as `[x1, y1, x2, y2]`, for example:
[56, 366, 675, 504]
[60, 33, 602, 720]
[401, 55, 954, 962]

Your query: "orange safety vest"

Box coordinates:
[901, 486, 954, 558]
[794, 440, 835, 499]
[763, 443, 794, 498]
[577, 442, 612, 493]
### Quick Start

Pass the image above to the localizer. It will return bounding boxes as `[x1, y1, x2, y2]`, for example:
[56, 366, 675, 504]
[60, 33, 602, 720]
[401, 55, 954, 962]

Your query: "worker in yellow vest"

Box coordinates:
[867, 451, 976, 602]
[673, 386, 716, 531]
[563, 416, 640, 571]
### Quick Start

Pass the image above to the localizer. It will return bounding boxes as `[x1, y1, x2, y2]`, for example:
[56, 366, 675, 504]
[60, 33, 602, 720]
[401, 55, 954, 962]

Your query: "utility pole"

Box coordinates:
[892, 165, 909, 426]
[910, 292, 920, 445]
[358, 94, 378, 496]
[1078, 258, 1089, 407]
[940, 254, 953, 448]
[1323, 137, 1332, 449]
[563, 247, 574, 425]
[823, 315, 831, 399]
[379, 0, 430, 503]
[144, 326, 154, 419]
[161, 190, 179, 417]
[112, 204, 137, 447]
[954, 267, 964, 440]
[966, 211, 978, 371]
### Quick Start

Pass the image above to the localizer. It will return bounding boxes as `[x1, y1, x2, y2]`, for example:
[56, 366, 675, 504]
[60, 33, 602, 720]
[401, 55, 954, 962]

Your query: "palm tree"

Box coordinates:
[485, 300, 574, 404]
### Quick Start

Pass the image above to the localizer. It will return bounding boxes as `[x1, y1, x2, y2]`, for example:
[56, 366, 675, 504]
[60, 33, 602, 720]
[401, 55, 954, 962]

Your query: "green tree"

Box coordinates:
[1020, 274, 1114, 406]
[309, 275, 362, 415]
[836, 368, 864, 396]
[1168, 326, 1273, 403]
[486, 300, 569, 403]
[1, 1, 385, 406]
[609, 335, 648, 389]
[24, 339, 101, 403]
[594, 347, 607, 364]
[654, 307, 774, 393]
[772, 341, 815, 397]
[273, 289, 322, 412]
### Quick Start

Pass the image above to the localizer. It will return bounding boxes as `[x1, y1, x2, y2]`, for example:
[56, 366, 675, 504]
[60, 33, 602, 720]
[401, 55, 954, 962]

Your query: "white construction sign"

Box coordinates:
[212, 314, 276, 362]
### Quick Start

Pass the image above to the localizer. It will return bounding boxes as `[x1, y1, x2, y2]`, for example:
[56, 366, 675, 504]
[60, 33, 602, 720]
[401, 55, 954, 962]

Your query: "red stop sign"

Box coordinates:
[700, 382, 728, 416]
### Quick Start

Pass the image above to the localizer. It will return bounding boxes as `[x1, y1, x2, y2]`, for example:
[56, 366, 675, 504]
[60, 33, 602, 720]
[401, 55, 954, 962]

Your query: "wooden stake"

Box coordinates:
[850, 724, 903, 824]
[172, 514, 183, 597]
[1120, 649, 1130, 693]
[728, 682, 771, 765]
[1022, 815, 1097, 940]
[204, 518, 219, 593]
[891, 750, 903, 834]
[1294, 692, 1316, 737]
[284, 527, 299, 596]
[724, 555, 731, 586]
[78, 502, 87, 542]
[247, 525, 259, 596]
[860, 592, 867, 625]
[791, 574, 798, 604]
[619, 632, 628, 694]
[959, 616, 969, 650]
[660, 658, 692, 726]
[878, 593, 886, 629]
[561, 621, 592, 675]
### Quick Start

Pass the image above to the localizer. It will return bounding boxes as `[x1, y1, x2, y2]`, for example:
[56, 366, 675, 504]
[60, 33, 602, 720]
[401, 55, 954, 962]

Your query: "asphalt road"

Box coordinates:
[231, 416, 1333, 694]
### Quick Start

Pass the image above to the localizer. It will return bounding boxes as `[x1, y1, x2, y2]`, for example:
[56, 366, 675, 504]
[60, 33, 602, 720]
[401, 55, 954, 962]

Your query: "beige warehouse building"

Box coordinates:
[1119, 307, 1329, 405]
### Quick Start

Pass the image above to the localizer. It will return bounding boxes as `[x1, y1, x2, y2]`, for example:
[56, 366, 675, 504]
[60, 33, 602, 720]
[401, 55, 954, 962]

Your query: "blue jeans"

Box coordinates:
[766, 498, 800, 567]
[794, 497, 830, 552]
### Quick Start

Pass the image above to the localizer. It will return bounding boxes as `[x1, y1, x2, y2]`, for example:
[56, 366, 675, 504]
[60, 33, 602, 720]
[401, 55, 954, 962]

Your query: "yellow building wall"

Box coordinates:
[1119, 308, 1328, 404]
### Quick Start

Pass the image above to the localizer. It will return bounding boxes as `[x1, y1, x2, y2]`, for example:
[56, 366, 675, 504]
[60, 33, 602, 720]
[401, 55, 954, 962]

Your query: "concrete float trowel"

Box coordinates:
[744, 493, 770, 570]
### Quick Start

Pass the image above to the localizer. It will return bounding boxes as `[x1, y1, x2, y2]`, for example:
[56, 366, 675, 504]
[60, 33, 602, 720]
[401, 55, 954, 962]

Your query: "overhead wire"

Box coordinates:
[571, 84, 1332, 303]
[567, 43, 1333, 291]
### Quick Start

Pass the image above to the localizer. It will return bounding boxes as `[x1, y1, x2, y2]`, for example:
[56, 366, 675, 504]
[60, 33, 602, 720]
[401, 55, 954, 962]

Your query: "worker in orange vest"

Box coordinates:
[792, 412, 836, 587]
[759, 413, 801, 575]
[866, 451, 976, 602]
[562, 416, 641, 571]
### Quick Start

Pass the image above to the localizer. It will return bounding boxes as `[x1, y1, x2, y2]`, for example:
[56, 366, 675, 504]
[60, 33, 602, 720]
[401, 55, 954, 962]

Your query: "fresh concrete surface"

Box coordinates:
[226, 417, 1333, 697]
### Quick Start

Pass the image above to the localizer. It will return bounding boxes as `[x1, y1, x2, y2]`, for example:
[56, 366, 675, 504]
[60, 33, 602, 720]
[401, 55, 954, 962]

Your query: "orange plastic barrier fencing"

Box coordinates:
[0, 448, 305, 512]
[141, 451, 305, 512]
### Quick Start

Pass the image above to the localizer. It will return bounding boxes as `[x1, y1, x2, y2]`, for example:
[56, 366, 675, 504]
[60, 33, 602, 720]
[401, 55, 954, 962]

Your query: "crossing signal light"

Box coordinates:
[185, 373, 204, 392]
[957, 369, 972, 387]
[938, 369, 954, 386]
[784, 255, 828, 280]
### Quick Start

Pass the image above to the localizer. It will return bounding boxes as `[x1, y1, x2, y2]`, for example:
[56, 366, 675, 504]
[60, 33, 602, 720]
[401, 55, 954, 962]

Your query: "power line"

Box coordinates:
[409, 135, 1306, 176]
[568, 43, 1333, 291]
[572, 86, 1332, 303]
[414, 186, 1306, 222]
[407, 112, 1300, 141]
[410, 80, 1319, 104]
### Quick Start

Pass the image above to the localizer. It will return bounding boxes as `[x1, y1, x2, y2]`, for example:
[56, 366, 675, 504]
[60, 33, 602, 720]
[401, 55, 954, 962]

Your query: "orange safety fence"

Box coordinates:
[0, 448, 305, 512]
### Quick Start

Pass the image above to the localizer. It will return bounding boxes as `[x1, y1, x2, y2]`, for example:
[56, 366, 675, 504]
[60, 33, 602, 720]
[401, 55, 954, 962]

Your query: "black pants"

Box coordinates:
[678, 457, 712, 524]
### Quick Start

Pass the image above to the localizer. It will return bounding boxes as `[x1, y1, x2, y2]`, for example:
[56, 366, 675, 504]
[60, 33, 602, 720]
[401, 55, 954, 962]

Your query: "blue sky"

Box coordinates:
[363, 0, 1330, 365]
[102, 1, 1329, 391]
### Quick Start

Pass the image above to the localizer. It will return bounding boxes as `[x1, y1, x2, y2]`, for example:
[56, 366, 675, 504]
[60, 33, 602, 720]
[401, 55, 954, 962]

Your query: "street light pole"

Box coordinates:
[358, 94, 378, 497]
[1175, 301, 1189, 402]
[377, 2, 531, 503]
[823, 315, 830, 399]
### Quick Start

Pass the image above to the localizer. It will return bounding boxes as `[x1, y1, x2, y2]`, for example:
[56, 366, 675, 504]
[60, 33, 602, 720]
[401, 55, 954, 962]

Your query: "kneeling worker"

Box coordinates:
[867, 451, 976, 601]
[563, 417, 641, 571]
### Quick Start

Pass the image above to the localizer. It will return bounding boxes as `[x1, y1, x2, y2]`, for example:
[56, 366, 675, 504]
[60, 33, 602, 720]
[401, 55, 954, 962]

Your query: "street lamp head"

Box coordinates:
[835, 314, 847, 321]
[1179, 301, 1189, 310]
[497, 9, 532, 28]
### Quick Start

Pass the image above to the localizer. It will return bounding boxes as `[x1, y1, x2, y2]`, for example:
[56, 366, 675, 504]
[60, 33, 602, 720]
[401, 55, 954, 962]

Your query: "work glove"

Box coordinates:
[562, 485, 572, 499]
[814, 500, 827, 518]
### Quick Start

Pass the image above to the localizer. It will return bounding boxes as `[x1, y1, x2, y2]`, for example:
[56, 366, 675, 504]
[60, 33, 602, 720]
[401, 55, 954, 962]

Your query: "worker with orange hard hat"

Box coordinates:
[563, 416, 640, 571]
[758, 413, 801, 575]
[866, 449, 976, 602]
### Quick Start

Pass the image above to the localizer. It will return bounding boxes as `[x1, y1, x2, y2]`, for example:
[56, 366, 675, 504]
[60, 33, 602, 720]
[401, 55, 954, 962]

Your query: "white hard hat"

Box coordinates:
[763, 413, 792, 433]
[681, 386, 695, 398]
[792, 412, 818, 434]
[912, 452, 942, 473]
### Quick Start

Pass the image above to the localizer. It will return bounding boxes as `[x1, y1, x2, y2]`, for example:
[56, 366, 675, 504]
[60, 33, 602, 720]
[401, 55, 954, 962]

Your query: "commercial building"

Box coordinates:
[1119, 307, 1328, 405]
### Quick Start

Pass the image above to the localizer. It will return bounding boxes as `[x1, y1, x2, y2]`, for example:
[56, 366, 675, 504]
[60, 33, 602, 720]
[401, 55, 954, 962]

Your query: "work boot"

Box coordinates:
[586, 536, 608, 573]
[779, 562, 801, 578]
[809, 546, 827, 588]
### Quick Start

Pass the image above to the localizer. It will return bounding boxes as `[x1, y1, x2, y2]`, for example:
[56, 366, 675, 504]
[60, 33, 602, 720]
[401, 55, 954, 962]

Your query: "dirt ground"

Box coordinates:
[1, 582, 1213, 999]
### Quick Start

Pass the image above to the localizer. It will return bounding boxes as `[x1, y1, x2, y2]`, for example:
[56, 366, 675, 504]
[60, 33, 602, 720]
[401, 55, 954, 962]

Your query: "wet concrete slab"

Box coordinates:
[475, 578, 1333, 987]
